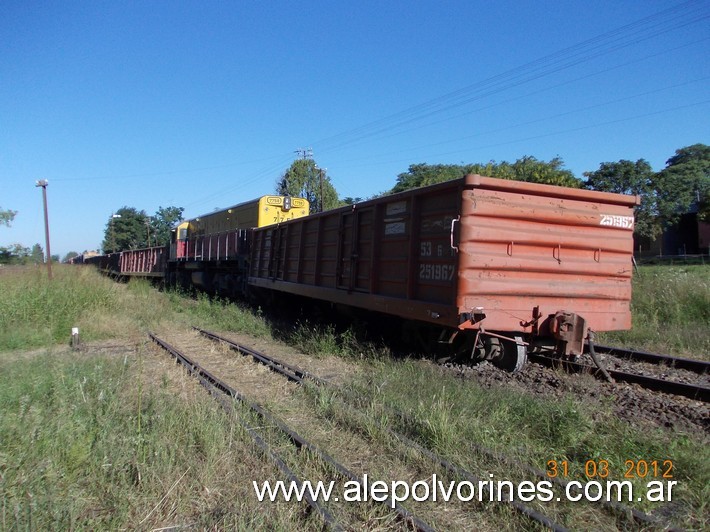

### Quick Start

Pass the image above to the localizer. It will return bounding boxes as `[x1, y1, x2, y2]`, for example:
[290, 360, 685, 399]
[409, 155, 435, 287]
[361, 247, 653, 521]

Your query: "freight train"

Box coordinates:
[77, 175, 639, 372]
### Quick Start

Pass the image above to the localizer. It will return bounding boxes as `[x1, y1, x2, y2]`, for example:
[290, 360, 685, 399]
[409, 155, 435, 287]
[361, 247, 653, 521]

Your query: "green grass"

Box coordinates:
[0, 266, 274, 351]
[1, 263, 708, 529]
[0, 266, 121, 349]
[598, 265, 710, 357]
[0, 350, 312, 530]
[170, 291, 273, 337]
[314, 359, 709, 529]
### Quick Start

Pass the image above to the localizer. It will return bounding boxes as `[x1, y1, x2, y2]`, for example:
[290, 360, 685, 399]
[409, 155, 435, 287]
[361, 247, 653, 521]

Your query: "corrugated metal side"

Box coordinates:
[248, 180, 464, 325]
[457, 175, 637, 332]
[118, 246, 167, 276]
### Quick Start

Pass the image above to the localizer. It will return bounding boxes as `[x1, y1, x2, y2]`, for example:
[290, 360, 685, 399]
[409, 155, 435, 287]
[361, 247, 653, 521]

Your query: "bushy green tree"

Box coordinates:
[584, 144, 710, 238]
[277, 158, 339, 213]
[0, 207, 17, 227]
[102, 207, 150, 253]
[583, 159, 656, 237]
[0, 244, 29, 264]
[150, 206, 184, 246]
[655, 144, 709, 224]
[391, 156, 580, 193]
[0, 243, 46, 265]
[30, 244, 44, 264]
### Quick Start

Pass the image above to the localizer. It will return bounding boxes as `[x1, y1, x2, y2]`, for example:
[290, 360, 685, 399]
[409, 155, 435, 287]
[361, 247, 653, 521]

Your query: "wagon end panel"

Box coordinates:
[457, 176, 637, 334]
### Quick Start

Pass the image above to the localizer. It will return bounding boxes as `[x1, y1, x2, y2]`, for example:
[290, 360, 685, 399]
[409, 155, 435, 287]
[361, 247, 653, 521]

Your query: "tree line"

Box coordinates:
[388, 143, 709, 239]
[2, 143, 706, 260]
[0, 209, 58, 264]
[100, 206, 184, 254]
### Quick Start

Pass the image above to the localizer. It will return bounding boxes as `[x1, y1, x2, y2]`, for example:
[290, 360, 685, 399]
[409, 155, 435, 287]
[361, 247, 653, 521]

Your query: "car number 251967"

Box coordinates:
[419, 263, 455, 281]
[599, 214, 634, 229]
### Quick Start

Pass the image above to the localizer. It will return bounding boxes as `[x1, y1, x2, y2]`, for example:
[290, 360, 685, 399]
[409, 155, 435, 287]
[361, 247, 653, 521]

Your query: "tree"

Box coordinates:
[30, 243, 44, 264]
[509, 156, 580, 187]
[102, 207, 150, 253]
[0, 243, 30, 264]
[150, 206, 184, 246]
[392, 163, 467, 193]
[583, 159, 657, 238]
[63, 251, 79, 263]
[341, 196, 364, 205]
[583, 144, 710, 237]
[391, 156, 581, 193]
[277, 158, 339, 213]
[0, 207, 17, 227]
[655, 143, 710, 224]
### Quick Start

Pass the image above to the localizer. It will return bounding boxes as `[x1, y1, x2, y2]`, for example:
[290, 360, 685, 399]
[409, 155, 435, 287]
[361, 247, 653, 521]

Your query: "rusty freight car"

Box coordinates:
[248, 174, 638, 371]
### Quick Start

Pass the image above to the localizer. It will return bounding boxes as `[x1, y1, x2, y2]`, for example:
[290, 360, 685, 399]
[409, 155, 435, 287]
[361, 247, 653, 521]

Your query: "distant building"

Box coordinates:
[635, 212, 710, 258]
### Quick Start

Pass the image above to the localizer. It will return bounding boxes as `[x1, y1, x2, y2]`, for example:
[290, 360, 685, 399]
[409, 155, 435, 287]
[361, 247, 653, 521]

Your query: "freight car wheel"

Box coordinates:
[490, 335, 527, 373]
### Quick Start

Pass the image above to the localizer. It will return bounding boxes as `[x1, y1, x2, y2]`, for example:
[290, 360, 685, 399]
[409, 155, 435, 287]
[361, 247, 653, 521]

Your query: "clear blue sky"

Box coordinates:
[2, 0, 708, 258]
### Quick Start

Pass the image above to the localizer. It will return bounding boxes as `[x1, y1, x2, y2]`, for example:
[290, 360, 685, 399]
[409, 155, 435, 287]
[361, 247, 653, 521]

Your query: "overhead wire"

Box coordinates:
[55, 0, 709, 210]
[341, 99, 710, 170]
[309, 1, 709, 155]
[313, 36, 710, 156]
[332, 76, 710, 165]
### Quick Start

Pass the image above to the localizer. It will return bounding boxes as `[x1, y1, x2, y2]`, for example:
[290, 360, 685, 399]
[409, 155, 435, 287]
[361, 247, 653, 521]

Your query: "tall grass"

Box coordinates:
[340, 359, 709, 529]
[1, 263, 707, 528]
[172, 291, 272, 338]
[0, 266, 122, 349]
[0, 266, 275, 351]
[599, 265, 710, 357]
[0, 351, 310, 530]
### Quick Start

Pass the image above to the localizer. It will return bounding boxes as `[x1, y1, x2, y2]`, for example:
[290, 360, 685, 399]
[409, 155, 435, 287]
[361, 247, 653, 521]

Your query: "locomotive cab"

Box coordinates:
[172, 221, 190, 260]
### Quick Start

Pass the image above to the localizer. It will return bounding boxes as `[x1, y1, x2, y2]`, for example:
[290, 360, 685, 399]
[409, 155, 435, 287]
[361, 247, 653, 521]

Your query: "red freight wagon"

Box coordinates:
[248, 175, 638, 370]
[119, 246, 167, 277]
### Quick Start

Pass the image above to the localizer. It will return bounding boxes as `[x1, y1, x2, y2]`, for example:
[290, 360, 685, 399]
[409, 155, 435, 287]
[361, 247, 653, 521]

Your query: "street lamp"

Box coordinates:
[35, 179, 52, 280]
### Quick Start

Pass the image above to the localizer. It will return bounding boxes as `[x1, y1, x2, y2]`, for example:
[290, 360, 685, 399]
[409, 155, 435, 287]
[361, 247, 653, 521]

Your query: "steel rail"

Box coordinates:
[196, 328, 575, 531]
[148, 333, 342, 531]
[149, 332, 433, 532]
[588, 344, 710, 374]
[529, 353, 710, 402]
[193, 326, 329, 386]
[197, 327, 674, 531]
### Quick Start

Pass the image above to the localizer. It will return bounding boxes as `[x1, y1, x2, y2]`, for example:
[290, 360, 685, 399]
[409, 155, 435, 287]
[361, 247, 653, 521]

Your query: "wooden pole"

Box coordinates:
[35, 180, 52, 280]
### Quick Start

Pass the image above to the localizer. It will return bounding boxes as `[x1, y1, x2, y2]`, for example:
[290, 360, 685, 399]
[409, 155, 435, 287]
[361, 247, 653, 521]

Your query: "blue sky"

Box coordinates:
[2, 0, 708, 258]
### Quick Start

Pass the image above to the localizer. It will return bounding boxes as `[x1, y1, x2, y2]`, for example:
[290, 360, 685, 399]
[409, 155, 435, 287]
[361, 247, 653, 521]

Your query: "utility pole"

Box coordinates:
[111, 213, 121, 253]
[295, 147, 313, 160]
[316, 167, 328, 213]
[35, 180, 52, 280]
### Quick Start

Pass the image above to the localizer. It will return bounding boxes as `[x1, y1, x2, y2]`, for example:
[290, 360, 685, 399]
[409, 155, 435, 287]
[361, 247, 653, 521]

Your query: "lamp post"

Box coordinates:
[35, 179, 52, 280]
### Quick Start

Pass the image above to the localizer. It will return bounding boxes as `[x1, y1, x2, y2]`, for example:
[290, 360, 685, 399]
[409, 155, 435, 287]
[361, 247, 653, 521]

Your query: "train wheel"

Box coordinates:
[490, 335, 528, 373]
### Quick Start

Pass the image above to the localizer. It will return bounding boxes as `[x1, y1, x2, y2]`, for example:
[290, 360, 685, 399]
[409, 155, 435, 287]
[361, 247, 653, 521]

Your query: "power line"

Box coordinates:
[341, 99, 710, 170]
[333, 76, 710, 165]
[309, 0, 708, 154]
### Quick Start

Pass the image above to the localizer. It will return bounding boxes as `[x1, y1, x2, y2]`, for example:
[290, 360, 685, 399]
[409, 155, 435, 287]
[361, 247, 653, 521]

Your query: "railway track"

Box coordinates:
[150, 328, 571, 530]
[589, 343, 710, 374]
[529, 347, 710, 402]
[149, 332, 432, 531]
[191, 326, 671, 531]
